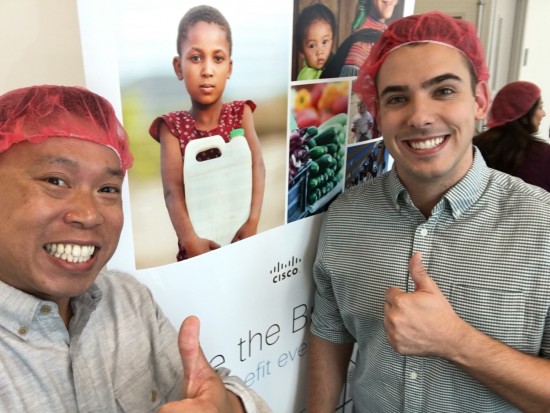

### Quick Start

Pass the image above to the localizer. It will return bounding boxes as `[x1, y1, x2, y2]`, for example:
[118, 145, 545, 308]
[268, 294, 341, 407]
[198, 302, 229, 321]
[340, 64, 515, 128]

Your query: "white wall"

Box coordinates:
[519, 0, 550, 138]
[0, 0, 85, 94]
[413, 0, 493, 41]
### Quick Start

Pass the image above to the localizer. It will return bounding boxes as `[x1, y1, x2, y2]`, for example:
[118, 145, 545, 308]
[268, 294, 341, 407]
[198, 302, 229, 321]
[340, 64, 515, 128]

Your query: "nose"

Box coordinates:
[201, 58, 214, 77]
[64, 190, 104, 228]
[406, 95, 435, 129]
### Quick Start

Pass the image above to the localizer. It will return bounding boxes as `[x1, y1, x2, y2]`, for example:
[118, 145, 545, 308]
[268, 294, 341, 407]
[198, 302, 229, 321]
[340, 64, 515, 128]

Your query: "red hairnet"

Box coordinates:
[0, 85, 133, 173]
[487, 81, 541, 127]
[354, 11, 490, 117]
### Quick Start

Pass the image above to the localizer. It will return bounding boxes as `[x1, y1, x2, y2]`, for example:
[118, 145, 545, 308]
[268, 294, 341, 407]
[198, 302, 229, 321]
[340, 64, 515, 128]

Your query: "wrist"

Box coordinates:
[225, 390, 245, 413]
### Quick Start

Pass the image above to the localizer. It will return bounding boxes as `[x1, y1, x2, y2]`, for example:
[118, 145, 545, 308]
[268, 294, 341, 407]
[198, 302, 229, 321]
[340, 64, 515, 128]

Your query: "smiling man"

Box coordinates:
[0, 85, 270, 413]
[307, 11, 550, 413]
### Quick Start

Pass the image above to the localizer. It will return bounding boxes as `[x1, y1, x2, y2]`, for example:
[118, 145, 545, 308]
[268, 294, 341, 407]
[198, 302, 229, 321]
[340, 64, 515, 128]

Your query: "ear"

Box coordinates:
[473, 80, 490, 120]
[173, 56, 183, 81]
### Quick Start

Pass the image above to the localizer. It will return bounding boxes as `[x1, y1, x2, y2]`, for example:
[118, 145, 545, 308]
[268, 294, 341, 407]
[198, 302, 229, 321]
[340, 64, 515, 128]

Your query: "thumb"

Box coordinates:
[209, 240, 221, 250]
[408, 252, 437, 292]
[179, 315, 211, 398]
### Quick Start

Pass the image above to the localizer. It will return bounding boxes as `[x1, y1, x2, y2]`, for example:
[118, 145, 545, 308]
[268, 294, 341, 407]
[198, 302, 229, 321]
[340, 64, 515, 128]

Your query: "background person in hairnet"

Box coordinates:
[307, 11, 550, 413]
[474, 81, 549, 191]
[0, 85, 271, 413]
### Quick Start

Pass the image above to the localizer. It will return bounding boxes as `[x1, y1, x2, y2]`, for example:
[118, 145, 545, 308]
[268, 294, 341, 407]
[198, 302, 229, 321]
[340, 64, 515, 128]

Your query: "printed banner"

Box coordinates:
[76, 0, 413, 410]
[134, 215, 322, 412]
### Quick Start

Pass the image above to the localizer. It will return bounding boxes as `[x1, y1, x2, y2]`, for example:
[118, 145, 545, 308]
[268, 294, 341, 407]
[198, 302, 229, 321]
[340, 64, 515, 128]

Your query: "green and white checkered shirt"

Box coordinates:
[311, 148, 550, 412]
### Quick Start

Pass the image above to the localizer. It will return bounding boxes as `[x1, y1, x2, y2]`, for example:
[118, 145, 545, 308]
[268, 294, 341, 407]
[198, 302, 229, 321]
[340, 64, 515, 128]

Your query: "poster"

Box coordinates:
[76, 0, 413, 411]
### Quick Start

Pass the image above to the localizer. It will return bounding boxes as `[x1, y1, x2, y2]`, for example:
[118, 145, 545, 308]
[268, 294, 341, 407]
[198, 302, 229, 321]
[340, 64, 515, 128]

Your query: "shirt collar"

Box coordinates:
[443, 147, 490, 218]
[0, 278, 103, 337]
[0, 280, 41, 336]
[389, 147, 490, 218]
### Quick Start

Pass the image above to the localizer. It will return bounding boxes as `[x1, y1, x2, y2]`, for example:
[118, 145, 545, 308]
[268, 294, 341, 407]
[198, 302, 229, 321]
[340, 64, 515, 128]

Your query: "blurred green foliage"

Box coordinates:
[122, 87, 163, 181]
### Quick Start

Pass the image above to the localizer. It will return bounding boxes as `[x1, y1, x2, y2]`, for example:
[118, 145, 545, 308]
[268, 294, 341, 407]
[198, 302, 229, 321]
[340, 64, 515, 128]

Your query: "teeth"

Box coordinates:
[409, 136, 444, 150]
[45, 243, 95, 263]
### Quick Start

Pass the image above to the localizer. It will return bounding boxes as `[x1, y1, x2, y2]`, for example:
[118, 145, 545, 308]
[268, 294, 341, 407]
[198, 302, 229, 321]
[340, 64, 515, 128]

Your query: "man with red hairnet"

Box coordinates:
[0, 85, 270, 413]
[308, 11, 550, 412]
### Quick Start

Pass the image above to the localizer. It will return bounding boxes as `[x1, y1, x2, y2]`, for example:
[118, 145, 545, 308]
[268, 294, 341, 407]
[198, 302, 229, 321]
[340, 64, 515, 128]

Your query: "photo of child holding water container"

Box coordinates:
[149, 4, 266, 261]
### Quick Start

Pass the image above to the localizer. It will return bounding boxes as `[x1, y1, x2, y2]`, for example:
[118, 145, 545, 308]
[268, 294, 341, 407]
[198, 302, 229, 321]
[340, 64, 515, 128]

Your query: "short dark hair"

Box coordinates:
[176, 5, 232, 56]
[294, 3, 336, 52]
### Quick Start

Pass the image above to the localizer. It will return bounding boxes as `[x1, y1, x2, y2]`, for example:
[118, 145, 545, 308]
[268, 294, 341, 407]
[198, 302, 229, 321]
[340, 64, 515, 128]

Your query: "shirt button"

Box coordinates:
[410, 371, 418, 380]
[18, 326, 29, 336]
[40, 305, 52, 314]
[420, 228, 428, 236]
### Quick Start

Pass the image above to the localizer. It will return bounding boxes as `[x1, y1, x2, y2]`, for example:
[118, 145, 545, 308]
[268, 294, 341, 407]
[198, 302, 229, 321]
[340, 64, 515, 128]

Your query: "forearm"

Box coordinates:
[307, 332, 354, 412]
[242, 107, 265, 223]
[448, 322, 550, 412]
[164, 190, 196, 243]
[248, 151, 266, 223]
[159, 126, 197, 244]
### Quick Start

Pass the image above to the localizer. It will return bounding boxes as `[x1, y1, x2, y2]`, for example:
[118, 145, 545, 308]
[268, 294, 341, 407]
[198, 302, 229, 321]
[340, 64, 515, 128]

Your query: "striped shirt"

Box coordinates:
[311, 149, 550, 412]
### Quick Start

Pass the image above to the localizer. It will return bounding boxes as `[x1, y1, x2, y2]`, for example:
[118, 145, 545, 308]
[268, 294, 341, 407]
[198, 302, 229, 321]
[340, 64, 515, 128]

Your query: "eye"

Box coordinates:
[307, 42, 316, 50]
[45, 177, 68, 187]
[214, 55, 225, 63]
[99, 185, 121, 194]
[434, 87, 455, 97]
[385, 95, 407, 106]
[190, 54, 202, 63]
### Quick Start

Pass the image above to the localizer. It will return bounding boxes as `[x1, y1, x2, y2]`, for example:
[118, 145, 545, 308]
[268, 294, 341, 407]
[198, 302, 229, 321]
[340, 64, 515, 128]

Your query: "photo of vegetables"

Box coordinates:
[287, 80, 350, 223]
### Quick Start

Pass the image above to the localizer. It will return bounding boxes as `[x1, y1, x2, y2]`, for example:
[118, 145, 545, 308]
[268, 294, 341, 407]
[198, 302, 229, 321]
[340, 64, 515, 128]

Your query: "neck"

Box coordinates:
[190, 101, 223, 130]
[57, 298, 73, 327]
[406, 180, 449, 217]
[398, 168, 469, 218]
[398, 148, 475, 217]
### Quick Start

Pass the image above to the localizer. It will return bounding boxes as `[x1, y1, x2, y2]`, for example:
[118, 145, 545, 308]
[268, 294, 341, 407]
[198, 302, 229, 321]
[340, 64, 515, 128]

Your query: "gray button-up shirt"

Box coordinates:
[0, 270, 270, 412]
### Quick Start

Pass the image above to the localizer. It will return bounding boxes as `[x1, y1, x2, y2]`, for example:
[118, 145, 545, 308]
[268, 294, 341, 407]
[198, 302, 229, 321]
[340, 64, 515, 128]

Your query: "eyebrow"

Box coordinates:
[379, 73, 463, 99]
[35, 155, 124, 178]
[188, 46, 228, 55]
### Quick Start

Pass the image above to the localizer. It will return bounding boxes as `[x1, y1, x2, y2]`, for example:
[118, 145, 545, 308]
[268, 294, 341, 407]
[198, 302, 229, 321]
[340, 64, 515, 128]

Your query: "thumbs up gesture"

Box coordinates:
[384, 253, 467, 358]
[157, 316, 244, 413]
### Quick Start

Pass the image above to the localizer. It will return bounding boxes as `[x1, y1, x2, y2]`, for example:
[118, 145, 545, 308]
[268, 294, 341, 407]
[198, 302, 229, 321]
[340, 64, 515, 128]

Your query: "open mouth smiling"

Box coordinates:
[407, 135, 447, 150]
[44, 243, 96, 263]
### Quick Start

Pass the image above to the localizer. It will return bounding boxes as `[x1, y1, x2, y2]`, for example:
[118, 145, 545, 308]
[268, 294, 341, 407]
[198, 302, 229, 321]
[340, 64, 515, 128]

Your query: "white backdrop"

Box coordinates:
[76, 1, 322, 410]
[76, 0, 413, 411]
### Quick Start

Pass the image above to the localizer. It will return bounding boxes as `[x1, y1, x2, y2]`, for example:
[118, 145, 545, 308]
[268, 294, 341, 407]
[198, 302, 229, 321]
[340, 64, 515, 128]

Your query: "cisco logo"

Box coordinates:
[270, 256, 302, 284]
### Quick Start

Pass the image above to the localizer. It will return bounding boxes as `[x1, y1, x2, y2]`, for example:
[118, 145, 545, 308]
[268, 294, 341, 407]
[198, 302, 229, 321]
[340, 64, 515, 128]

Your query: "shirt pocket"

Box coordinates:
[115, 351, 180, 413]
[450, 284, 528, 351]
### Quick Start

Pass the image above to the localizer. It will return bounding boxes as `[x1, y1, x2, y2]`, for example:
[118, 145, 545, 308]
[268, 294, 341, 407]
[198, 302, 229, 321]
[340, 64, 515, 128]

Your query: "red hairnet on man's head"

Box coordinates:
[0, 85, 133, 173]
[354, 11, 490, 118]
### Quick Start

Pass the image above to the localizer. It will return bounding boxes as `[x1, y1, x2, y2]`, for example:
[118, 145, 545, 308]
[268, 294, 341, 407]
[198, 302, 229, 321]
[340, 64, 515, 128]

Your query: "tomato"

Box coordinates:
[331, 94, 349, 115]
[295, 108, 321, 128]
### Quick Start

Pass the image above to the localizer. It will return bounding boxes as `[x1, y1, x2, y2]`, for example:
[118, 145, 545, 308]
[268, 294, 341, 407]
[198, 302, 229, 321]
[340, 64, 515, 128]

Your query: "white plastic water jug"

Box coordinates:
[183, 129, 252, 246]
